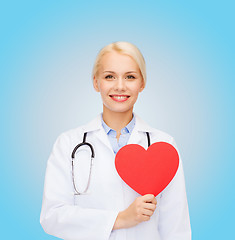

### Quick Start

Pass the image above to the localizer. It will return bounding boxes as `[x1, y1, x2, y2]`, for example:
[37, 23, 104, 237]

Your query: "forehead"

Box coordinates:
[99, 51, 139, 72]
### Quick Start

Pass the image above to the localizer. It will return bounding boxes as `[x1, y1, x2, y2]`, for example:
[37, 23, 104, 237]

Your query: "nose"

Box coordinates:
[114, 77, 126, 91]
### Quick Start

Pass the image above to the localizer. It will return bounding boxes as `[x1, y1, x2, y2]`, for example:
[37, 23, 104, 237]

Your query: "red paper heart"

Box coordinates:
[115, 142, 179, 196]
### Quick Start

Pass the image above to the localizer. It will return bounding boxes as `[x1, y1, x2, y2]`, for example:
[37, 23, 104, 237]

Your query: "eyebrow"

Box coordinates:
[102, 71, 138, 74]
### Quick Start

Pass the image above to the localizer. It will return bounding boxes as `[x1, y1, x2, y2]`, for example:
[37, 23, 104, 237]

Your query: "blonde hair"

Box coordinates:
[92, 41, 146, 86]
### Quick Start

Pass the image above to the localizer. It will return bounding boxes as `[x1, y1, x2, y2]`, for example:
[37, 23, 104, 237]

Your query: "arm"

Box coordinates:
[158, 138, 191, 240]
[40, 133, 119, 240]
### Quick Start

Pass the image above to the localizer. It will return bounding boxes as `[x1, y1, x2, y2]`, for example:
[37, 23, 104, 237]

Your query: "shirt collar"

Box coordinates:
[101, 114, 136, 134]
[82, 112, 155, 133]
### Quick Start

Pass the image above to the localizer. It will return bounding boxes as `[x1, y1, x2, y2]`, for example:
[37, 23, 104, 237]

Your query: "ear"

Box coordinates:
[93, 76, 100, 92]
[139, 80, 145, 92]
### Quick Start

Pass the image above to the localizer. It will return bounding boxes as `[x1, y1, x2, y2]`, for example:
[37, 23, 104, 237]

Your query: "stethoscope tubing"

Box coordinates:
[71, 131, 150, 195]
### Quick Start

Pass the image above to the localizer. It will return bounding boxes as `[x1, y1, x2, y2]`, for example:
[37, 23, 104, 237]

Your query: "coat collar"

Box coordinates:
[81, 113, 155, 152]
[82, 113, 155, 134]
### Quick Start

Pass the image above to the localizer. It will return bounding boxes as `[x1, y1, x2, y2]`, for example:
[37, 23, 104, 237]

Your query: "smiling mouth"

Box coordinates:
[110, 95, 130, 102]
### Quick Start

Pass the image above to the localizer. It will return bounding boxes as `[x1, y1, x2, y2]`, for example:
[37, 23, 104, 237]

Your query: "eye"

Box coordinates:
[105, 75, 114, 79]
[126, 75, 136, 79]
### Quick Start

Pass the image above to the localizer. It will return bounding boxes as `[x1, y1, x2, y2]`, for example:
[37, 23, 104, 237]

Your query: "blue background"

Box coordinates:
[1, 0, 234, 239]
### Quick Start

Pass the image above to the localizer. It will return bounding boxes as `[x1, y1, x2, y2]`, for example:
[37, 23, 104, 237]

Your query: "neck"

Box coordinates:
[102, 107, 133, 133]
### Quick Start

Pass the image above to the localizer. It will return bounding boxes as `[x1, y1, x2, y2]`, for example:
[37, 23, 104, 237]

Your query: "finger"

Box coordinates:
[146, 198, 157, 205]
[141, 194, 155, 203]
[143, 202, 157, 211]
[142, 208, 154, 216]
[141, 215, 150, 222]
[152, 197, 157, 205]
[142, 195, 157, 205]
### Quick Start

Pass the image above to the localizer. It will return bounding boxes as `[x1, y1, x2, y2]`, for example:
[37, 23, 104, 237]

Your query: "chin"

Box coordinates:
[104, 105, 133, 114]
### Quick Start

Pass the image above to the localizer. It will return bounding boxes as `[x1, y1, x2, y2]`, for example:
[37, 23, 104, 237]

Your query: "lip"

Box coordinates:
[110, 95, 130, 102]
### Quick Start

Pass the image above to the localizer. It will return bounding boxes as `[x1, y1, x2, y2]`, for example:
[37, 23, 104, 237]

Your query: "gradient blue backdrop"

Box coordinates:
[1, 1, 234, 239]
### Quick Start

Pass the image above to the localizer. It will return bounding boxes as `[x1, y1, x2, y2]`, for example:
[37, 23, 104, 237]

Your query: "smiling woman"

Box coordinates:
[93, 50, 145, 135]
[40, 41, 191, 240]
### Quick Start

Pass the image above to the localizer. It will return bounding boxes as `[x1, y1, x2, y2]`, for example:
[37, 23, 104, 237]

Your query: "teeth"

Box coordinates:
[112, 96, 128, 100]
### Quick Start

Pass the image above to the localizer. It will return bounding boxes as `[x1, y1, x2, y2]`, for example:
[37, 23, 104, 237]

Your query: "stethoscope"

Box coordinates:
[71, 132, 151, 195]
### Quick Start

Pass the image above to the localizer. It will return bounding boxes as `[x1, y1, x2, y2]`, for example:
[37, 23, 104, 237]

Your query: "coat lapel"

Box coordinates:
[82, 114, 114, 153]
[128, 113, 155, 146]
[95, 128, 114, 153]
[127, 126, 142, 145]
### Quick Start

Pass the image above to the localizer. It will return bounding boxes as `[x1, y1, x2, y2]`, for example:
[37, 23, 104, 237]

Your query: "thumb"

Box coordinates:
[142, 194, 155, 203]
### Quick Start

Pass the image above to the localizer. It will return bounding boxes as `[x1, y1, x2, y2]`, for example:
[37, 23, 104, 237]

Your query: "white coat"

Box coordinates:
[40, 113, 191, 240]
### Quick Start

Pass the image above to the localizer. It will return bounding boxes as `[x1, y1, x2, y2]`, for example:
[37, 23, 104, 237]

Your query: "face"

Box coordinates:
[93, 51, 145, 114]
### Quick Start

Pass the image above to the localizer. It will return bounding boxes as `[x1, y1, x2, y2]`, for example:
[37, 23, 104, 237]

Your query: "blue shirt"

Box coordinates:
[101, 114, 136, 155]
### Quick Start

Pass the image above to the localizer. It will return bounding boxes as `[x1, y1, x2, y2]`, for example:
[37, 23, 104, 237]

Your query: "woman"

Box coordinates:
[40, 41, 191, 240]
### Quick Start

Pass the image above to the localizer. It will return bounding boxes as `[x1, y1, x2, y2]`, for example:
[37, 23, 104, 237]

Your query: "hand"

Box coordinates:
[113, 194, 157, 230]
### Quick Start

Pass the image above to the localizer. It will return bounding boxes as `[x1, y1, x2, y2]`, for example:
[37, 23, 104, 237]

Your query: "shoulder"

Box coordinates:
[54, 114, 102, 144]
[151, 129, 174, 144]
